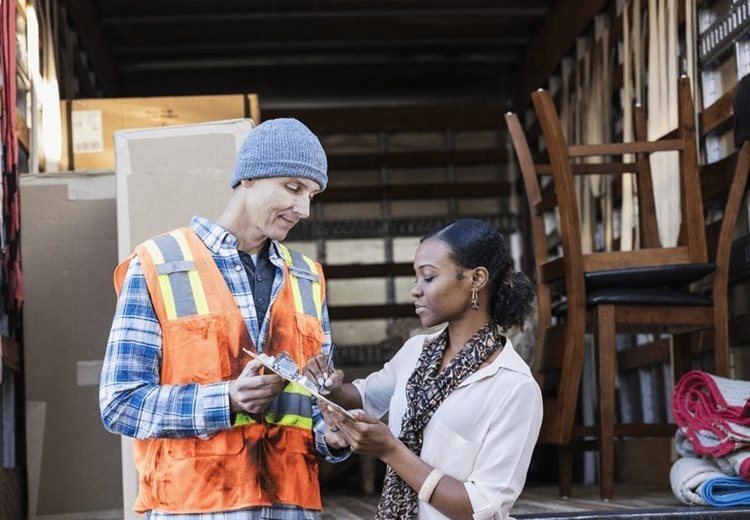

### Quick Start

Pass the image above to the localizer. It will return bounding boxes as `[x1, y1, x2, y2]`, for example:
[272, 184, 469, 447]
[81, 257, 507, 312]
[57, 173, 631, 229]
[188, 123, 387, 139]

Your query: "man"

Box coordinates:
[100, 118, 348, 518]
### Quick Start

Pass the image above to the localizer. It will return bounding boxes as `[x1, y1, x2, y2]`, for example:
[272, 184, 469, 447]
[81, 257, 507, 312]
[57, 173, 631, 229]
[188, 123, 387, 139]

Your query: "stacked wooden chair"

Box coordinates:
[506, 75, 749, 499]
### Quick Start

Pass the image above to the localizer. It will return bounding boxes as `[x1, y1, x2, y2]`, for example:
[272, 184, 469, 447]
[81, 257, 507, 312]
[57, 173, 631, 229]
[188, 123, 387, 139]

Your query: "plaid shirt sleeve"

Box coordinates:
[311, 299, 351, 463]
[99, 255, 232, 439]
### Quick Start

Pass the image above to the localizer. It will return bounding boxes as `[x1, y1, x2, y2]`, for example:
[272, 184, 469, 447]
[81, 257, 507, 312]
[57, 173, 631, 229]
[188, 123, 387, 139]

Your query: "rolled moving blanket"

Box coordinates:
[718, 448, 750, 480]
[675, 428, 697, 458]
[699, 476, 750, 507]
[678, 427, 750, 480]
[673, 370, 750, 457]
[670, 456, 725, 505]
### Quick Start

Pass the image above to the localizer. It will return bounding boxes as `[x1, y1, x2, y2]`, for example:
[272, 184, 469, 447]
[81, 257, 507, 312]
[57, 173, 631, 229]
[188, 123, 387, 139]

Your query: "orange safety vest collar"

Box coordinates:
[114, 228, 326, 514]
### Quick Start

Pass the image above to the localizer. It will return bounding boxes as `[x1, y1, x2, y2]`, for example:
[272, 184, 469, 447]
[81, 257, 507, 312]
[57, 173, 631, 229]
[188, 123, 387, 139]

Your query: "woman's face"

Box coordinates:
[411, 238, 473, 328]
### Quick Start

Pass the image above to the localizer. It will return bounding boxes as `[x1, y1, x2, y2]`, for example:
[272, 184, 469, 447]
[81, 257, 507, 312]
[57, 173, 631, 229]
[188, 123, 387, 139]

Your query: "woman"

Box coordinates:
[306, 218, 543, 519]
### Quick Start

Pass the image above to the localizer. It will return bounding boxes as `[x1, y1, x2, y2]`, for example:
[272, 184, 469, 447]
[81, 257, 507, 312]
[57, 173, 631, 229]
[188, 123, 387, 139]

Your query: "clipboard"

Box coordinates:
[242, 348, 357, 420]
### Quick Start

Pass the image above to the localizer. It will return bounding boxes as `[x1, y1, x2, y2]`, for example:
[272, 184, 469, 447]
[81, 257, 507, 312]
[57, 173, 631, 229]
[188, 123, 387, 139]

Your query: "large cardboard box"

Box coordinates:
[63, 93, 260, 171]
[21, 172, 122, 519]
[615, 437, 672, 488]
[114, 118, 254, 258]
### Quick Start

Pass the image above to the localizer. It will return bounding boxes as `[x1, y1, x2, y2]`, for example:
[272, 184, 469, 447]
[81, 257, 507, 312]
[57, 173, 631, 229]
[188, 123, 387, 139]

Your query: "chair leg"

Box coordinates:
[558, 443, 573, 498]
[672, 333, 693, 384]
[594, 305, 616, 501]
[359, 455, 377, 496]
[714, 307, 731, 377]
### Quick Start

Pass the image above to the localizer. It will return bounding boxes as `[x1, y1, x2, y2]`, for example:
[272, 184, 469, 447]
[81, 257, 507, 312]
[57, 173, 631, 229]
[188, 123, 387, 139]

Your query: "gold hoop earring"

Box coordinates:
[470, 288, 479, 310]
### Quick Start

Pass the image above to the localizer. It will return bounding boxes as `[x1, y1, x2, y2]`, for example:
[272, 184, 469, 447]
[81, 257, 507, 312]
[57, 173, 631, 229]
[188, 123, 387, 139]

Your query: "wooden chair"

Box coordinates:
[506, 75, 744, 499]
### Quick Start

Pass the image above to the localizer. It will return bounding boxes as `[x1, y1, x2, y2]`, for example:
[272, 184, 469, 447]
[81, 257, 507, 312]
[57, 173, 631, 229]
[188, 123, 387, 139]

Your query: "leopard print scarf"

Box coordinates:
[375, 323, 506, 519]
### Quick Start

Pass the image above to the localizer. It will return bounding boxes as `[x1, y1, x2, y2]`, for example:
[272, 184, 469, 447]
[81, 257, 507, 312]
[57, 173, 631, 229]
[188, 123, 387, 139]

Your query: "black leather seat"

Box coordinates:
[584, 262, 716, 290]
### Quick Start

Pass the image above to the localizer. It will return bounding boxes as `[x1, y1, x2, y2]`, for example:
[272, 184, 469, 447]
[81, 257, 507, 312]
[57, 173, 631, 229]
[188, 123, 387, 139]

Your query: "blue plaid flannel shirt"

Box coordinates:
[99, 216, 347, 519]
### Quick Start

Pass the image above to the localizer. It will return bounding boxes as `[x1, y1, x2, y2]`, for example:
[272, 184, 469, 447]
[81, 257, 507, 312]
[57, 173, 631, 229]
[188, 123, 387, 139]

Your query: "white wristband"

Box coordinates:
[418, 468, 444, 503]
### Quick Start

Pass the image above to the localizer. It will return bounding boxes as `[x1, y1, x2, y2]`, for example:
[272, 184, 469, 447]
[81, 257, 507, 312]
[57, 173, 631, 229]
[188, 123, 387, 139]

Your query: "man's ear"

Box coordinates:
[471, 267, 490, 291]
[240, 179, 253, 188]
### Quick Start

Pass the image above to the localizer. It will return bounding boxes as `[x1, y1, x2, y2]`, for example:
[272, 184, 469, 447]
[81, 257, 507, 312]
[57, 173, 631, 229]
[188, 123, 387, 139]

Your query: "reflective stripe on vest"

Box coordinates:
[142, 230, 210, 320]
[265, 382, 314, 428]
[143, 233, 321, 322]
[235, 382, 313, 428]
[278, 244, 322, 321]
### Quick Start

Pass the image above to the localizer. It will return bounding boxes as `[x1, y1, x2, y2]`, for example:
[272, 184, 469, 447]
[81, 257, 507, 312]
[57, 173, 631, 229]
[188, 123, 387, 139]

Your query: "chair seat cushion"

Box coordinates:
[585, 262, 715, 290]
[586, 287, 712, 307]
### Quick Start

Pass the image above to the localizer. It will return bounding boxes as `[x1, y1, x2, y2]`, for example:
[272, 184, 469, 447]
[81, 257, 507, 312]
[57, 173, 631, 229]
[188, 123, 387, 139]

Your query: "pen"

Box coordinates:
[320, 342, 336, 392]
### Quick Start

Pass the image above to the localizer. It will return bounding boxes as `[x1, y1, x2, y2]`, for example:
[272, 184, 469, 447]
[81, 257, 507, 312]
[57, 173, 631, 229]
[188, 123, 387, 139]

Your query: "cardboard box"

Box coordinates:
[21, 172, 123, 518]
[115, 118, 255, 259]
[64, 93, 260, 171]
[615, 437, 672, 488]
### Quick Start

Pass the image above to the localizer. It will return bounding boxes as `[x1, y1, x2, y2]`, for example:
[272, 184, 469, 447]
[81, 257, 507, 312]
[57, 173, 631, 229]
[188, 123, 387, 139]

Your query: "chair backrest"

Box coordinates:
[708, 142, 750, 267]
[531, 76, 708, 273]
[505, 111, 587, 443]
[709, 141, 750, 375]
[505, 112, 551, 379]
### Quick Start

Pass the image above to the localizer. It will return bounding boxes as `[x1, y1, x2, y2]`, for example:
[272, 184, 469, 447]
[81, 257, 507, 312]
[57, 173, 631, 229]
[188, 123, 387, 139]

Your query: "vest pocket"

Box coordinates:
[272, 427, 320, 507]
[167, 429, 244, 459]
[294, 313, 324, 360]
[141, 440, 170, 506]
[161, 312, 230, 384]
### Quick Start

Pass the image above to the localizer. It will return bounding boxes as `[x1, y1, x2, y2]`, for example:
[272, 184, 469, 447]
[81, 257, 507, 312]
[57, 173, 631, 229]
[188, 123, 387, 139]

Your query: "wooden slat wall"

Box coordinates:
[282, 108, 509, 349]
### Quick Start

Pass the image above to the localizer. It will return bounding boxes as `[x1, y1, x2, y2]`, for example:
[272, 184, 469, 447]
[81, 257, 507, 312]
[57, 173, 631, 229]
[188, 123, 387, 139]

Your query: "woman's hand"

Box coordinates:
[303, 353, 344, 395]
[320, 404, 350, 449]
[324, 406, 400, 460]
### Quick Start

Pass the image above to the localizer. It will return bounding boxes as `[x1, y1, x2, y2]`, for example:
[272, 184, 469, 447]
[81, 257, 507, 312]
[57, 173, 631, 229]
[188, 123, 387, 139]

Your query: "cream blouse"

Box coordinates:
[353, 331, 543, 519]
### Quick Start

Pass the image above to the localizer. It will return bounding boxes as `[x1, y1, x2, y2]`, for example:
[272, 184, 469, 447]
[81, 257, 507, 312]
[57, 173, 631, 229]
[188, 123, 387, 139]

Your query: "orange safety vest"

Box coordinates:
[113, 227, 326, 514]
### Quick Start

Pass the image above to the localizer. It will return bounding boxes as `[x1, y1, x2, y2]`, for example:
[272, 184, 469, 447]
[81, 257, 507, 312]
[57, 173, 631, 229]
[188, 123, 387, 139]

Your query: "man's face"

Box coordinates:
[239, 177, 321, 241]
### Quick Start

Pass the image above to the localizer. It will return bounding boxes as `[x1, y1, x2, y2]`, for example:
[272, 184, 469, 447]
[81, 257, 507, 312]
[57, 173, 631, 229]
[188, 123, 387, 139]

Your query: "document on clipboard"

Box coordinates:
[242, 348, 358, 420]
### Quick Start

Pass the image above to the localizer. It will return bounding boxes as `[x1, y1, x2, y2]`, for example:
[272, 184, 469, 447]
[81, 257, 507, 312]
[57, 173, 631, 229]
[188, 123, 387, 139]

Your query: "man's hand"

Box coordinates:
[303, 353, 344, 395]
[228, 359, 286, 414]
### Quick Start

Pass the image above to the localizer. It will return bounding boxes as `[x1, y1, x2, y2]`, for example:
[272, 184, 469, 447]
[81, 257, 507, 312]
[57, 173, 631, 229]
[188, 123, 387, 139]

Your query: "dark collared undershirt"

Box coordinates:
[237, 241, 274, 322]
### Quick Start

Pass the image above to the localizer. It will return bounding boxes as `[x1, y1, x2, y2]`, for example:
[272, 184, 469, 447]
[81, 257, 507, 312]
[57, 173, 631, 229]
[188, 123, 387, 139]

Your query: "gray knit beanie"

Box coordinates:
[231, 118, 327, 190]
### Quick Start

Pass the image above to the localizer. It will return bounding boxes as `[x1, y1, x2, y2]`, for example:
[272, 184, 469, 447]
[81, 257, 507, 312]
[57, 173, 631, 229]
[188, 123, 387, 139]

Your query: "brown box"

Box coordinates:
[21, 172, 122, 517]
[63, 93, 260, 171]
[614, 437, 672, 488]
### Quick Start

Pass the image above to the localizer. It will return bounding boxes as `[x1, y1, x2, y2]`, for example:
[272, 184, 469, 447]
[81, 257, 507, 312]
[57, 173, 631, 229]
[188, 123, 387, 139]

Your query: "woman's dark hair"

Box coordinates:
[421, 218, 535, 330]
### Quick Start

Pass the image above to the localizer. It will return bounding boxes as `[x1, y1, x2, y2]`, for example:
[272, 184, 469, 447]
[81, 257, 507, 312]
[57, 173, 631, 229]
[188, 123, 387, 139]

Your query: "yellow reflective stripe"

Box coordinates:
[301, 255, 323, 320]
[143, 240, 177, 320]
[279, 245, 305, 314]
[285, 381, 312, 396]
[278, 243, 292, 264]
[236, 411, 312, 428]
[143, 239, 165, 264]
[187, 271, 210, 315]
[234, 413, 258, 426]
[170, 230, 210, 315]
[169, 230, 195, 261]
[265, 413, 313, 429]
[289, 282, 305, 315]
